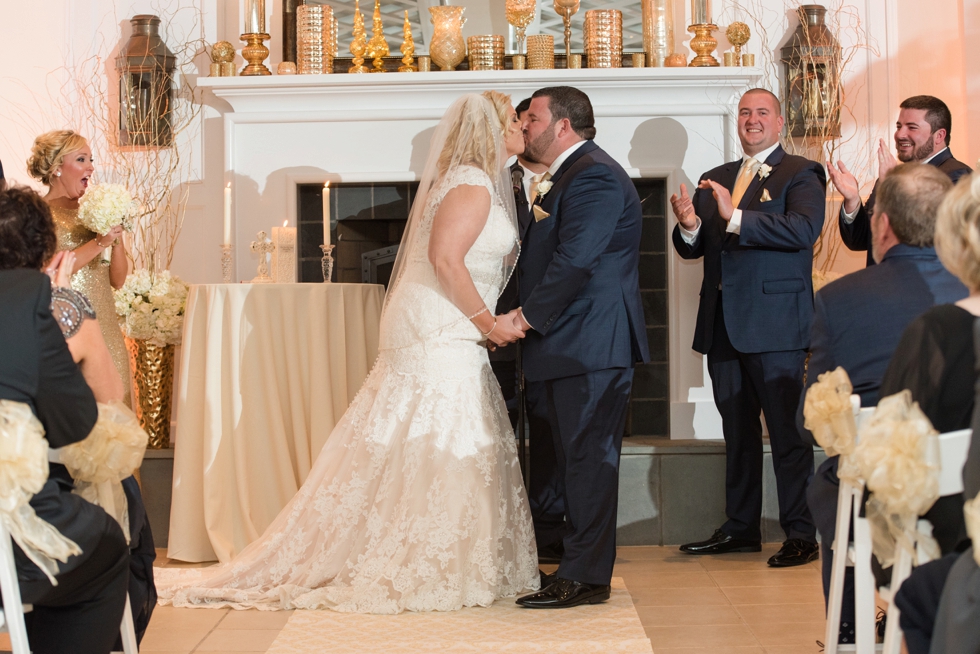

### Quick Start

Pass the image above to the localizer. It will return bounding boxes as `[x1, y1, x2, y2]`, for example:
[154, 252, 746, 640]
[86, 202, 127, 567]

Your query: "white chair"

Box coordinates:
[879, 428, 972, 654]
[0, 521, 32, 654]
[825, 396, 877, 654]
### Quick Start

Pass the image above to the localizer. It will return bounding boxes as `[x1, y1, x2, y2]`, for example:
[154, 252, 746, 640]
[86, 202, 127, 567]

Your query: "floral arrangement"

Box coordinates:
[77, 183, 136, 235]
[114, 269, 189, 346]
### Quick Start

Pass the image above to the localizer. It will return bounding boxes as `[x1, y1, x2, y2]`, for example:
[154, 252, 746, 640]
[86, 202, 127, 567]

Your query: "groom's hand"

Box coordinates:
[489, 310, 527, 347]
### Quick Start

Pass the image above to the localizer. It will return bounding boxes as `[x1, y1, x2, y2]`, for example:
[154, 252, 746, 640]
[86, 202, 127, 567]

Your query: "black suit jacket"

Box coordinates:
[489, 161, 532, 363]
[797, 244, 968, 445]
[672, 145, 827, 354]
[839, 149, 973, 266]
[519, 140, 649, 381]
[0, 269, 106, 582]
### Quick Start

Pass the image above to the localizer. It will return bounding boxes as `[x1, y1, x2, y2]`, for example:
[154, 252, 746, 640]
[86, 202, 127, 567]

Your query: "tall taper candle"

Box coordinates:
[245, 0, 266, 33]
[322, 182, 331, 247]
[691, 0, 711, 24]
[223, 183, 232, 245]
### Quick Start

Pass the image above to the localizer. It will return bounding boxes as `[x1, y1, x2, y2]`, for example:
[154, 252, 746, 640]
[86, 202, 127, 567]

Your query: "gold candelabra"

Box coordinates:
[399, 10, 416, 72]
[240, 32, 272, 75]
[349, 0, 369, 73]
[366, 0, 389, 73]
[688, 23, 719, 67]
[506, 0, 536, 55]
[553, 0, 580, 61]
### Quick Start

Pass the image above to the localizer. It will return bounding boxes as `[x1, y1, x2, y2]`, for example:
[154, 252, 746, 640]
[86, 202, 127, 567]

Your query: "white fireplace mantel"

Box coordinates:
[198, 67, 762, 440]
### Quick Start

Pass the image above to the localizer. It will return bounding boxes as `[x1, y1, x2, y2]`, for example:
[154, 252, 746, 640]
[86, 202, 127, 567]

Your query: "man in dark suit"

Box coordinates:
[671, 88, 825, 566]
[503, 86, 649, 608]
[830, 95, 972, 267]
[800, 163, 967, 644]
[0, 184, 130, 654]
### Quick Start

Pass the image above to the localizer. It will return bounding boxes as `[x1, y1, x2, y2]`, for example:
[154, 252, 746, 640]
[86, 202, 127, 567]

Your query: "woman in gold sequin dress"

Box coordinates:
[28, 130, 131, 404]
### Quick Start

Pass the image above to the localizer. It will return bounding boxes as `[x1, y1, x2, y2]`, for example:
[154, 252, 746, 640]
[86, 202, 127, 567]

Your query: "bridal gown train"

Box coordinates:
[157, 165, 539, 614]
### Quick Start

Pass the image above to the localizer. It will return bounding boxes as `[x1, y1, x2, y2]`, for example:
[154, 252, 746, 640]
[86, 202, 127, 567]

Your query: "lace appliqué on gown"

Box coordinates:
[157, 166, 537, 614]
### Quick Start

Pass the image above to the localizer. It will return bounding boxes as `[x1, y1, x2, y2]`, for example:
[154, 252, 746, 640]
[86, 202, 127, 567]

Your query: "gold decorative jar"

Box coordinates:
[584, 9, 622, 68]
[297, 4, 335, 74]
[428, 5, 466, 71]
[467, 35, 505, 71]
[527, 34, 555, 69]
[126, 338, 176, 449]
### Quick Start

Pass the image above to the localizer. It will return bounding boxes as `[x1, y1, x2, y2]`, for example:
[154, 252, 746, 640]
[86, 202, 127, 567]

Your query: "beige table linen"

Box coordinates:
[168, 283, 384, 563]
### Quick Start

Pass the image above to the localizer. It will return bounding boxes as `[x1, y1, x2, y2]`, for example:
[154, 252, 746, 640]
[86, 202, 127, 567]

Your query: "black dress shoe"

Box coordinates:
[516, 577, 611, 609]
[539, 569, 557, 589]
[537, 541, 564, 564]
[679, 529, 762, 555]
[767, 538, 819, 567]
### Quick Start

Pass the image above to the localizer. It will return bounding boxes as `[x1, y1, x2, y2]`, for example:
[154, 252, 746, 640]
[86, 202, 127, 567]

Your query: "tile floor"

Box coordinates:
[0, 544, 829, 653]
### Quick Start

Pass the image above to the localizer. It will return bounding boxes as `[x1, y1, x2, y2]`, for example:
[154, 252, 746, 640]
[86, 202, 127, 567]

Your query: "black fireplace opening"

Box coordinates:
[298, 178, 668, 438]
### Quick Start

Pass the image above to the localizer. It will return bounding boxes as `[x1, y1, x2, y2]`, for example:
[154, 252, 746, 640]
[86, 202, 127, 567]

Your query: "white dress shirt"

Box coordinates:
[678, 141, 780, 245]
[841, 147, 950, 223]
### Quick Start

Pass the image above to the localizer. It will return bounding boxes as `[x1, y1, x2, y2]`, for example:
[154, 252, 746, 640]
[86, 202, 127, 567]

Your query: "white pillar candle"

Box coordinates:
[223, 183, 232, 246]
[322, 182, 331, 247]
[245, 0, 265, 33]
[691, 0, 711, 24]
[271, 220, 297, 283]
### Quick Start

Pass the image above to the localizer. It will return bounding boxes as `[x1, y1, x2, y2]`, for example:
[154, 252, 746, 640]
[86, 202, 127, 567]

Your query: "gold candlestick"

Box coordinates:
[240, 32, 272, 75]
[688, 23, 719, 67]
[366, 0, 389, 73]
[725, 21, 750, 65]
[553, 0, 580, 61]
[349, 0, 369, 73]
[399, 10, 416, 72]
[506, 0, 536, 55]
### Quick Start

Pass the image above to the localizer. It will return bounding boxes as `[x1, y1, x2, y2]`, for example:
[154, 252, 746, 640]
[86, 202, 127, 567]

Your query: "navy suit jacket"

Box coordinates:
[519, 140, 649, 382]
[796, 244, 968, 445]
[672, 145, 827, 354]
[839, 149, 973, 266]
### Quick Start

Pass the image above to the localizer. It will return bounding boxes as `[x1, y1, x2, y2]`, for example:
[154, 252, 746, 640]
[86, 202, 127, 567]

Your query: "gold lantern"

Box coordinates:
[780, 5, 841, 139]
[116, 15, 176, 147]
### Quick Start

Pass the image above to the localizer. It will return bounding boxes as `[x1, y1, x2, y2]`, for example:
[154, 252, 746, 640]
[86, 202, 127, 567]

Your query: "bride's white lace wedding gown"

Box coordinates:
[157, 165, 538, 614]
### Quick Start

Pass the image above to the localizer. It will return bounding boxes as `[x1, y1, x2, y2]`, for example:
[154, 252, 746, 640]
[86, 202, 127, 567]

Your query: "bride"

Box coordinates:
[157, 91, 539, 614]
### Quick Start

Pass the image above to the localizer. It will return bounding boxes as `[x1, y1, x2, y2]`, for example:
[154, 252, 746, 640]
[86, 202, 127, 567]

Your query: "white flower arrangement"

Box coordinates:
[757, 164, 773, 181]
[77, 183, 136, 235]
[114, 269, 189, 346]
[536, 179, 554, 199]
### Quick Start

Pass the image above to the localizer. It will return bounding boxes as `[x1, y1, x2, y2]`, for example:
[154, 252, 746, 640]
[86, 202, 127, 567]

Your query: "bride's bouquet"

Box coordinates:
[114, 269, 189, 346]
[77, 183, 136, 235]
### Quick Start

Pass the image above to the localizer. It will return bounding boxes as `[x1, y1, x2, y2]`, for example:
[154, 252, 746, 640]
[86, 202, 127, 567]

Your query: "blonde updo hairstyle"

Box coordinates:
[436, 92, 511, 178]
[935, 171, 980, 291]
[27, 130, 88, 186]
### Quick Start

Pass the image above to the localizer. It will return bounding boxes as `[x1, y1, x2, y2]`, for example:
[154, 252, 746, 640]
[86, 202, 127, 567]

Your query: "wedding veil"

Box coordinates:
[380, 93, 520, 347]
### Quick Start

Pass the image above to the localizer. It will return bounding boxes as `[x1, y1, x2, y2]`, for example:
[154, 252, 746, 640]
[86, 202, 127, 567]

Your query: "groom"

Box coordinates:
[505, 86, 649, 608]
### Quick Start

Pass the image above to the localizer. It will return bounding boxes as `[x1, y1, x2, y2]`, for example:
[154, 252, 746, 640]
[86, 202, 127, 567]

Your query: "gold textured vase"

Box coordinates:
[126, 338, 175, 449]
[428, 5, 466, 71]
[584, 9, 622, 68]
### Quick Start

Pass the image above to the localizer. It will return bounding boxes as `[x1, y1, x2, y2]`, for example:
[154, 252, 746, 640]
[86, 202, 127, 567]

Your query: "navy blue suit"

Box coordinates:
[800, 245, 967, 639]
[519, 140, 648, 586]
[839, 149, 972, 267]
[672, 145, 825, 543]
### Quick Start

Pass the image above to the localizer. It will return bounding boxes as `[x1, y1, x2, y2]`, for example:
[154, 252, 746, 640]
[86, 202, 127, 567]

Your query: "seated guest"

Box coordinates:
[801, 163, 967, 644]
[0, 182, 130, 654]
[888, 171, 980, 654]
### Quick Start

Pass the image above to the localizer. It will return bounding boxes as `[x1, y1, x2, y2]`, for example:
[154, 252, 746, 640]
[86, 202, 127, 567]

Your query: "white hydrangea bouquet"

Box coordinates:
[77, 183, 136, 235]
[114, 270, 189, 346]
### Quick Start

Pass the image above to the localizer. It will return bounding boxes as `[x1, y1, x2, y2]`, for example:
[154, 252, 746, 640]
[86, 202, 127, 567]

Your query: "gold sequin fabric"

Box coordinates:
[51, 205, 132, 406]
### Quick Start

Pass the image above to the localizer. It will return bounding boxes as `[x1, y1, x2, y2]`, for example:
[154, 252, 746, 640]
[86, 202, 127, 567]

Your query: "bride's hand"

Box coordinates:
[488, 314, 526, 347]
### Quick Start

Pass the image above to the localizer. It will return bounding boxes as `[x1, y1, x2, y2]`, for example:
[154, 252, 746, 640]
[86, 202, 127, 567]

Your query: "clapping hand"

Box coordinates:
[43, 250, 76, 288]
[876, 138, 898, 178]
[669, 184, 700, 230]
[698, 179, 734, 222]
[826, 159, 861, 214]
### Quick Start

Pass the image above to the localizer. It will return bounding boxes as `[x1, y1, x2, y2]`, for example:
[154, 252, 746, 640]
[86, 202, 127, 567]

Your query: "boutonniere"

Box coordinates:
[536, 180, 553, 200]
[533, 205, 551, 222]
[757, 164, 772, 180]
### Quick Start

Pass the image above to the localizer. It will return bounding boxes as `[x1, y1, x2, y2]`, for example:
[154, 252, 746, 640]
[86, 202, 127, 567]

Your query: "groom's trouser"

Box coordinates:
[528, 367, 633, 587]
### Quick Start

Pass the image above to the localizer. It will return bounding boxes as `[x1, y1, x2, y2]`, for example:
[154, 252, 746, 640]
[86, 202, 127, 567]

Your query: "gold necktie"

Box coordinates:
[730, 157, 758, 208]
[529, 172, 550, 205]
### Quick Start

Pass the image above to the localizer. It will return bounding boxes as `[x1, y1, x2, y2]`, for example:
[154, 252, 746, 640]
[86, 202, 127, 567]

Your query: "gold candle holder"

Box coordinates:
[297, 4, 335, 74]
[553, 0, 580, 60]
[568, 53, 582, 68]
[220, 62, 236, 76]
[742, 53, 755, 67]
[687, 23, 719, 67]
[209, 62, 221, 76]
[399, 10, 416, 71]
[349, 0, 369, 73]
[512, 54, 527, 69]
[277, 61, 297, 74]
[366, 0, 389, 73]
[240, 32, 272, 75]
[527, 34, 555, 69]
[417, 55, 431, 72]
[505, 0, 536, 55]
[723, 51, 736, 66]
[726, 21, 750, 65]
[429, 5, 466, 71]
[632, 52, 646, 67]
[584, 9, 622, 69]
[467, 35, 505, 71]
[641, 0, 673, 67]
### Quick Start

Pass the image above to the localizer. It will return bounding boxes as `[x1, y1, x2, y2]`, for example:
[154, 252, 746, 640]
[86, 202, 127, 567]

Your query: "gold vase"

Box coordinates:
[584, 9, 622, 68]
[428, 5, 466, 71]
[126, 338, 176, 449]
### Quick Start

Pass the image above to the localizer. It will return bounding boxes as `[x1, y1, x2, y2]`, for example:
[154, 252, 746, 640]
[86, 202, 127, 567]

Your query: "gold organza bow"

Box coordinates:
[853, 390, 941, 566]
[803, 367, 858, 458]
[0, 400, 82, 584]
[58, 401, 148, 543]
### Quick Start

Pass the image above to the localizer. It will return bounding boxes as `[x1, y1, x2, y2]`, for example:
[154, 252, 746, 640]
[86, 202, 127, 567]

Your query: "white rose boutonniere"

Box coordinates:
[757, 164, 772, 181]
[536, 180, 554, 200]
